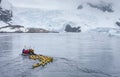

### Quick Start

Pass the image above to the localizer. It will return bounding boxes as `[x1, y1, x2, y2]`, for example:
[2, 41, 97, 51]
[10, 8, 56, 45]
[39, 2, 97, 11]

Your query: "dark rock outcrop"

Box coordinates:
[77, 5, 83, 10]
[116, 21, 120, 27]
[27, 28, 50, 33]
[0, 7, 12, 23]
[0, 25, 24, 29]
[0, 25, 59, 33]
[0, 25, 25, 33]
[27, 28, 58, 33]
[0, 0, 12, 23]
[65, 24, 81, 32]
[87, 1, 114, 12]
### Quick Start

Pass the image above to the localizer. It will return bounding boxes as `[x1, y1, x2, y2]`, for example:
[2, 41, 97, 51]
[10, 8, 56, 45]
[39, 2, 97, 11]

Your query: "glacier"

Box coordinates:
[0, 0, 120, 33]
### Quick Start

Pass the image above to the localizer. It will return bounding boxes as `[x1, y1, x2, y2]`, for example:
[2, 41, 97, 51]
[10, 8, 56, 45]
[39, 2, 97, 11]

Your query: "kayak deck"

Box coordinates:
[29, 54, 53, 68]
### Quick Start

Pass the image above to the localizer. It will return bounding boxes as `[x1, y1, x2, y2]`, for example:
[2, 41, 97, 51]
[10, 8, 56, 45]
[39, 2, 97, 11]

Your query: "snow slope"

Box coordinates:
[1, 0, 120, 32]
[0, 21, 7, 26]
[0, 0, 12, 10]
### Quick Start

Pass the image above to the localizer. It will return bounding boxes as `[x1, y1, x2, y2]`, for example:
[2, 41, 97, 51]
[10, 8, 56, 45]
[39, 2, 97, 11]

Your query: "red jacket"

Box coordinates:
[23, 49, 30, 54]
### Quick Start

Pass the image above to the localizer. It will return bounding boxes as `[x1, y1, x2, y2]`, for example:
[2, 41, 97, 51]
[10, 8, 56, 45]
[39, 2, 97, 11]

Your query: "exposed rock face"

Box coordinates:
[0, 7, 12, 23]
[0, 0, 12, 23]
[77, 5, 83, 10]
[0, 25, 25, 33]
[87, 1, 114, 12]
[116, 21, 120, 27]
[0, 24, 59, 33]
[65, 24, 81, 32]
[27, 28, 50, 33]
[27, 28, 58, 33]
[0, 25, 24, 29]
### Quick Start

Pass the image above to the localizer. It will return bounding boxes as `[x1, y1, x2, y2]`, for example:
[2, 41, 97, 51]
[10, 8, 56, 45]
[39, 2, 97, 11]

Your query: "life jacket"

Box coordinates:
[29, 49, 34, 52]
[29, 49, 35, 55]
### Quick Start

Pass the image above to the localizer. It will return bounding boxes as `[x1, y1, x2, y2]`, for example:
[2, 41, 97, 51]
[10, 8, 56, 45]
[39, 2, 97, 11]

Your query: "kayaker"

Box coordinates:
[22, 48, 35, 55]
[22, 49, 30, 55]
[29, 49, 35, 55]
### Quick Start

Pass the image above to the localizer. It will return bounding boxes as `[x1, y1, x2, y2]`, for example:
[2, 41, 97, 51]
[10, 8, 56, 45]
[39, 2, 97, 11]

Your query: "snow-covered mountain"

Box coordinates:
[0, 0, 120, 33]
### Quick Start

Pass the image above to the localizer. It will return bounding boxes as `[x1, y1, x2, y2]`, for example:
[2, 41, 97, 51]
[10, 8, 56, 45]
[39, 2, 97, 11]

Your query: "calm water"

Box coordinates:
[0, 33, 120, 77]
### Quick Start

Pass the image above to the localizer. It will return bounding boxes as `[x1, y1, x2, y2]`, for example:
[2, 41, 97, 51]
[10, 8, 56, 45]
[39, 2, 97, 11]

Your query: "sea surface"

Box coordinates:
[0, 32, 120, 77]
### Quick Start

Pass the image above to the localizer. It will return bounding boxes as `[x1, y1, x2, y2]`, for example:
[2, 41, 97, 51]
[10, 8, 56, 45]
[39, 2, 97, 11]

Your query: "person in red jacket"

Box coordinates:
[22, 49, 29, 54]
[22, 48, 35, 55]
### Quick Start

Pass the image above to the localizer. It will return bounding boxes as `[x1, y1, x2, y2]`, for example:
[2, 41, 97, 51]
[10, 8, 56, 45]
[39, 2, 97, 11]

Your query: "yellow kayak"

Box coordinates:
[29, 54, 53, 68]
